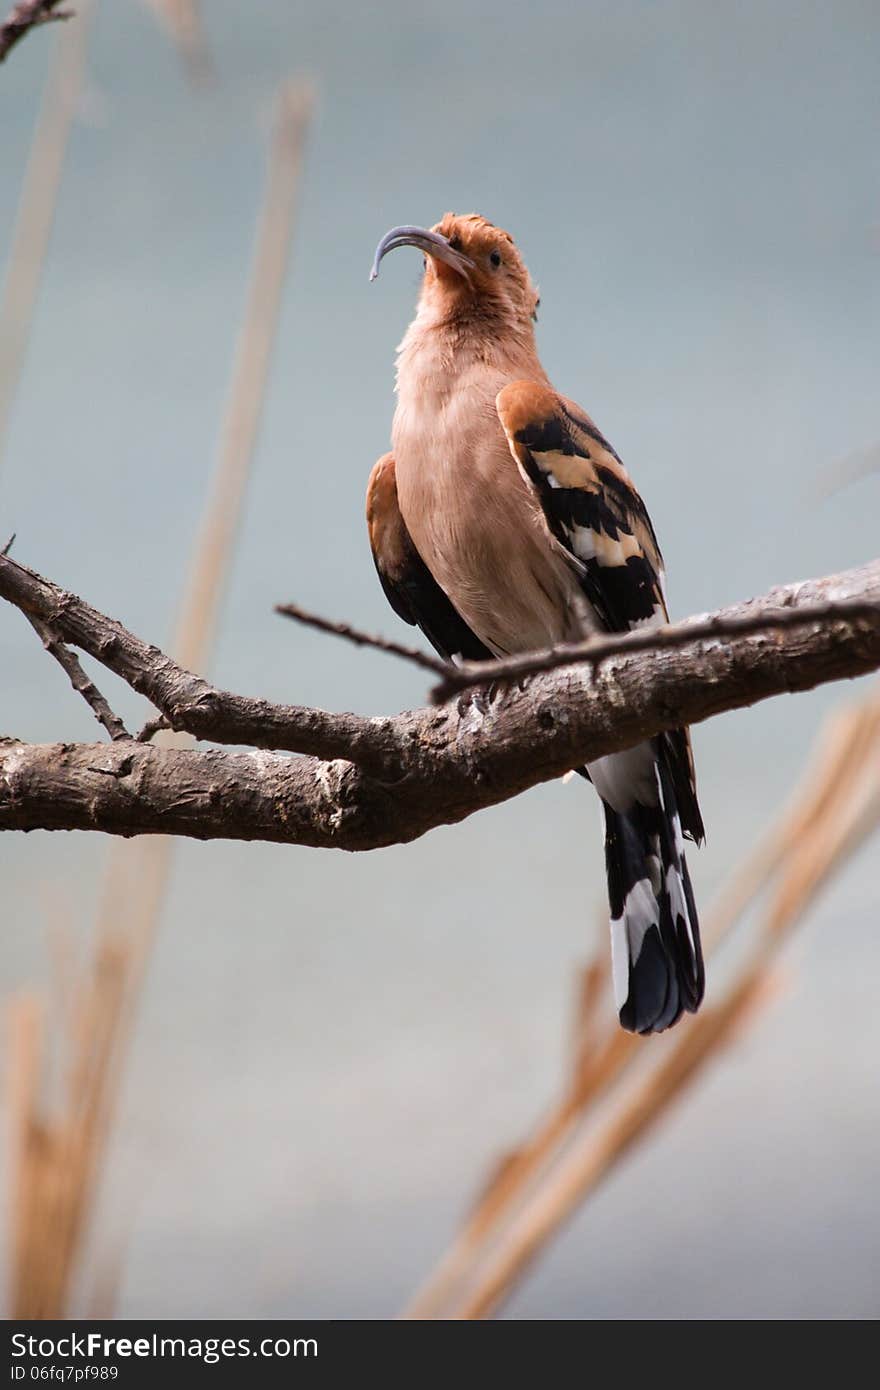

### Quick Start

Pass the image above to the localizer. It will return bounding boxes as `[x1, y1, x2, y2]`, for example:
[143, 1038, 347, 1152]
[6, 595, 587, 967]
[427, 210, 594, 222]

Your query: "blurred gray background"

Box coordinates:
[1, 0, 878, 1318]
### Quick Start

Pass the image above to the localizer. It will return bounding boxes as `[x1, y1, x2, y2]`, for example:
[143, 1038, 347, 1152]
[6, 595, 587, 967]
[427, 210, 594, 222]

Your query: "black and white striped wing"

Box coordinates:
[496, 380, 703, 843]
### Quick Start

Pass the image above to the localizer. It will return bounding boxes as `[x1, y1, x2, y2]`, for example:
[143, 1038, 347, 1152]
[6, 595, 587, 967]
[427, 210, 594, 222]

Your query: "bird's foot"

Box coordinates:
[456, 679, 504, 719]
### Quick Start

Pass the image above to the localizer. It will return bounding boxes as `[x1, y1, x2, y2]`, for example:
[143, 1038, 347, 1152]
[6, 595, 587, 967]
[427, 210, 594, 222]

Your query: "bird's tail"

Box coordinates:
[601, 754, 704, 1034]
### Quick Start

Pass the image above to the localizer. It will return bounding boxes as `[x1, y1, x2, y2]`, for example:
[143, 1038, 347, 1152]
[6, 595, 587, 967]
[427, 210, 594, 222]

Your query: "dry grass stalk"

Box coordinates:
[142, 0, 213, 85]
[812, 441, 880, 500]
[5, 78, 313, 1319]
[6, 933, 139, 1318]
[171, 78, 313, 675]
[0, 0, 93, 473]
[404, 683, 880, 1319]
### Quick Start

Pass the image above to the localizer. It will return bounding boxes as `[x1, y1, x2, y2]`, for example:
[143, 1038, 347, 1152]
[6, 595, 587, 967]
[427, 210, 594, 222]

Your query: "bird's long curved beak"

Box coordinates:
[369, 225, 474, 283]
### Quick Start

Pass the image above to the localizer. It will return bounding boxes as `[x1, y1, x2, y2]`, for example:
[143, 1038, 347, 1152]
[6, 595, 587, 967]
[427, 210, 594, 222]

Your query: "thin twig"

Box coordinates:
[430, 596, 880, 702]
[0, 0, 70, 64]
[23, 611, 130, 740]
[275, 601, 449, 678]
[134, 714, 169, 743]
[277, 590, 880, 703]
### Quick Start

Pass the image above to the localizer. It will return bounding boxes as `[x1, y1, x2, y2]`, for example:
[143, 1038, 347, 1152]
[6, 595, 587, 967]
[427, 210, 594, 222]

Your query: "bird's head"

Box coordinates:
[370, 213, 540, 329]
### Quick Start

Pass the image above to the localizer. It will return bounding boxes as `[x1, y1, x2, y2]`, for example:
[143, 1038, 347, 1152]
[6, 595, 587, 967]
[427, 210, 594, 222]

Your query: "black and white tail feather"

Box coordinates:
[601, 747, 704, 1034]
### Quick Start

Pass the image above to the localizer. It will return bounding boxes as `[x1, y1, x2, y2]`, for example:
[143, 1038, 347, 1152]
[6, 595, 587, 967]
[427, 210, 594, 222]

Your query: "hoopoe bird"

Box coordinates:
[367, 214, 705, 1033]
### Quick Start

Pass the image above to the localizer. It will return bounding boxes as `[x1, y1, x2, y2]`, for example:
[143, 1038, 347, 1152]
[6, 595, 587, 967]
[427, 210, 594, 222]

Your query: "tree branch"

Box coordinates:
[275, 601, 449, 680]
[430, 594, 880, 701]
[1, 551, 879, 848]
[275, 589, 880, 704]
[0, 553, 398, 777]
[22, 609, 131, 741]
[0, 0, 70, 64]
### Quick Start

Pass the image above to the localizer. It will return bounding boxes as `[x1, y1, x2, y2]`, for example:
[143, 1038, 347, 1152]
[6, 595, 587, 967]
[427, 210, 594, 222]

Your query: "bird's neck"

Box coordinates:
[395, 301, 544, 414]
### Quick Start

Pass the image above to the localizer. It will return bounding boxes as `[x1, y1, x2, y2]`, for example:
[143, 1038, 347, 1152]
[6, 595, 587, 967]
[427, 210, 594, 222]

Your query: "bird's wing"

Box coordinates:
[366, 453, 493, 663]
[496, 381, 703, 842]
[496, 380, 667, 631]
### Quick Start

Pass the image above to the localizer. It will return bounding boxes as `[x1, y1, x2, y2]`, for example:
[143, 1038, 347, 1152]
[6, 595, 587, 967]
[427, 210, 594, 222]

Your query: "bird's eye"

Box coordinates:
[489, 249, 502, 268]
[449, 235, 462, 251]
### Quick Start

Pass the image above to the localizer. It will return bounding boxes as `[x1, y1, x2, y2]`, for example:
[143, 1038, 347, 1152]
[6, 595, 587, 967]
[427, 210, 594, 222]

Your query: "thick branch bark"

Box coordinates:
[1, 554, 878, 849]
